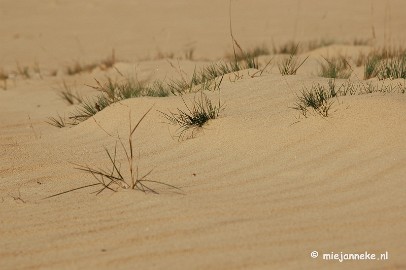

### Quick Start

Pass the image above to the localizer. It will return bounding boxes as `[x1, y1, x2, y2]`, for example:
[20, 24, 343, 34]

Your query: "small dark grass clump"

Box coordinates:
[160, 77, 224, 140]
[69, 96, 110, 124]
[319, 56, 352, 79]
[44, 108, 181, 199]
[293, 81, 337, 117]
[58, 81, 83, 105]
[378, 54, 406, 80]
[363, 47, 406, 79]
[273, 40, 298, 55]
[352, 38, 372, 46]
[226, 44, 270, 62]
[46, 114, 68, 128]
[160, 92, 223, 139]
[0, 69, 8, 90]
[278, 44, 308, 75]
[16, 62, 31, 79]
[183, 47, 195, 60]
[306, 39, 336, 52]
[364, 55, 381, 79]
[48, 74, 171, 127]
[168, 60, 250, 95]
[66, 50, 116, 75]
[69, 76, 170, 123]
[292, 78, 406, 118]
[66, 61, 96, 76]
[99, 49, 116, 70]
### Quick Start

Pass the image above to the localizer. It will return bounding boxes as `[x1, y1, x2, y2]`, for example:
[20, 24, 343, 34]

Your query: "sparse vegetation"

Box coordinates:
[16, 62, 31, 79]
[66, 61, 97, 76]
[352, 38, 371, 46]
[160, 77, 223, 139]
[278, 44, 308, 75]
[66, 50, 116, 75]
[273, 40, 298, 55]
[293, 78, 406, 117]
[70, 77, 168, 122]
[292, 82, 336, 117]
[364, 55, 381, 79]
[46, 114, 68, 128]
[319, 56, 352, 79]
[155, 50, 175, 60]
[47, 73, 171, 127]
[306, 39, 336, 52]
[168, 60, 246, 95]
[378, 54, 406, 79]
[183, 47, 195, 60]
[363, 47, 406, 79]
[227, 44, 270, 61]
[58, 81, 83, 105]
[45, 108, 180, 199]
[0, 69, 8, 90]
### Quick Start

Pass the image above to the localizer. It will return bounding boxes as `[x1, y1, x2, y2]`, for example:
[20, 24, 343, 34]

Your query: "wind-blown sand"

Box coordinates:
[1, 1, 406, 269]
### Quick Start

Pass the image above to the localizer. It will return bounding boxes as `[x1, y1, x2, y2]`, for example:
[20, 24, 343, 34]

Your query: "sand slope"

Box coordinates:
[1, 1, 406, 269]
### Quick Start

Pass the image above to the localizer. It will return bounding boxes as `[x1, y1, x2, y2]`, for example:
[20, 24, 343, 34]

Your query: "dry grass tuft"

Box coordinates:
[0, 69, 9, 90]
[319, 56, 352, 79]
[44, 107, 181, 199]
[278, 44, 308, 75]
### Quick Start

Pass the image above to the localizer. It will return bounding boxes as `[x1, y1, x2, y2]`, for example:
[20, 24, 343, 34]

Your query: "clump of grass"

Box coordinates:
[292, 78, 406, 118]
[378, 54, 406, 79]
[48, 74, 171, 128]
[155, 51, 175, 60]
[45, 108, 180, 199]
[273, 40, 298, 54]
[16, 62, 31, 79]
[88, 76, 170, 101]
[293, 82, 336, 117]
[58, 81, 82, 105]
[65, 75, 170, 124]
[160, 77, 223, 139]
[68, 96, 110, 123]
[306, 39, 336, 52]
[33, 62, 42, 79]
[0, 69, 8, 90]
[363, 47, 406, 79]
[66, 50, 116, 75]
[168, 59, 250, 95]
[226, 44, 270, 61]
[355, 52, 368, 67]
[273, 39, 336, 54]
[319, 56, 352, 79]
[160, 92, 223, 139]
[278, 44, 308, 75]
[183, 47, 195, 60]
[352, 38, 372, 46]
[66, 61, 97, 76]
[46, 114, 68, 128]
[99, 49, 116, 70]
[364, 55, 381, 79]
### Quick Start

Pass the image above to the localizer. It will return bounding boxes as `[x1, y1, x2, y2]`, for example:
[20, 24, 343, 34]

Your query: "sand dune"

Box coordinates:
[1, 1, 406, 269]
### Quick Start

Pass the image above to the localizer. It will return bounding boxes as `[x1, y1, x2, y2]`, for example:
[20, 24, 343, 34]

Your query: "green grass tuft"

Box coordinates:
[46, 114, 68, 128]
[378, 55, 406, 79]
[160, 77, 223, 139]
[293, 82, 336, 117]
[278, 44, 308, 75]
[58, 81, 83, 105]
[319, 56, 352, 79]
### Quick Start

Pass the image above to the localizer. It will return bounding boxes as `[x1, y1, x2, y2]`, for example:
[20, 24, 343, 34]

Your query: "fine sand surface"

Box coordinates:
[1, 1, 406, 269]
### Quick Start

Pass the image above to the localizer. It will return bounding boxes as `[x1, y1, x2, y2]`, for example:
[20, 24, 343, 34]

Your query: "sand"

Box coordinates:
[1, 1, 406, 269]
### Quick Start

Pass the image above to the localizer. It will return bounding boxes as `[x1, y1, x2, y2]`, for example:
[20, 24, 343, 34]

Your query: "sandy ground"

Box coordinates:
[1, 1, 406, 269]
